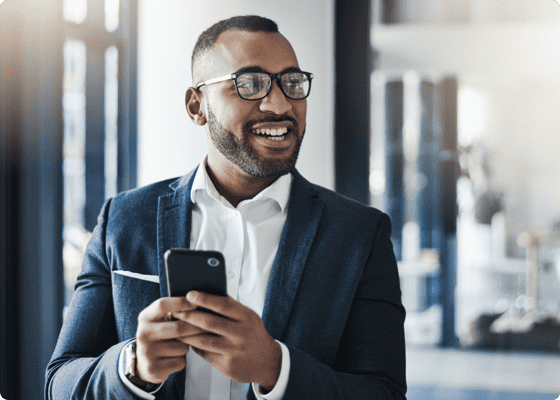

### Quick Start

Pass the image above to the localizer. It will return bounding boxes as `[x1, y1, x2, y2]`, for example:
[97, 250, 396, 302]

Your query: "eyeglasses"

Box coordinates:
[196, 70, 314, 101]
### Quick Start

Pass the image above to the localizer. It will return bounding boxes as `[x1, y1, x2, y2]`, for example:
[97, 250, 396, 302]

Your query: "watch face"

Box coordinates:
[124, 341, 136, 377]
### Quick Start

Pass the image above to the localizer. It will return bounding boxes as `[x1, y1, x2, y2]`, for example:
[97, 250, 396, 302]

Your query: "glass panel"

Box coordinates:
[104, 45, 119, 199]
[62, 38, 89, 308]
[105, 0, 120, 32]
[63, 0, 87, 24]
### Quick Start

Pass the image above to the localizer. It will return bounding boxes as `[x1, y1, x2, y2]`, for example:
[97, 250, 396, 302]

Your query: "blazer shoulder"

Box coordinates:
[291, 171, 389, 239]
[109, 167, 197, 213]
[304, 179, 386, 221]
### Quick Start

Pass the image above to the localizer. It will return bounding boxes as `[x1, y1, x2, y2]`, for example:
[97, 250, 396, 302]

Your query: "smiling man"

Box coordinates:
[46, 16, 406, 400]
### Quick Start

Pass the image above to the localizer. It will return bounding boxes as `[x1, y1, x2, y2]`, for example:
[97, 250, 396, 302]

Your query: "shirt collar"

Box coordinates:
[190, 156, 292, 213]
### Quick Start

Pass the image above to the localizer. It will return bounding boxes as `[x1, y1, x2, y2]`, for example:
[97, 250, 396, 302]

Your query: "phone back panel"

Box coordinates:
[164, 249, 227, 297]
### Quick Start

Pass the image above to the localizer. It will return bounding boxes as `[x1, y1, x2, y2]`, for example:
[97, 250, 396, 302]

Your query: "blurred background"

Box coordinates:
[2, 0, 560, 399]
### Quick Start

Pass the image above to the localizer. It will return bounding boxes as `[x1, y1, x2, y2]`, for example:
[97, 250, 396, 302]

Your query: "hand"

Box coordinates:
[177, 291, 282, 391]
[135, 296, 202, 384]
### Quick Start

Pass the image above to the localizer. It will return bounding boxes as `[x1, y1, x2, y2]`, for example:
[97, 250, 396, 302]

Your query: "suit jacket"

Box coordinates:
[46, 168, 407, 399]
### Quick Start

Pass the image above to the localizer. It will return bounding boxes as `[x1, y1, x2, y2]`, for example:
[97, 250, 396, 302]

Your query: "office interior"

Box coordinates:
[1, 0, 560, 399]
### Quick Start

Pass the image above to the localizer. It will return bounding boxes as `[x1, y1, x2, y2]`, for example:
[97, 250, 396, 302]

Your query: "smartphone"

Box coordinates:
[164, 249, 227, 297]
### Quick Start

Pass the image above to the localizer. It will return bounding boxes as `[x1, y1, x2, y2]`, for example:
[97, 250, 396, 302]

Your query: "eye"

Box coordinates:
[284, 79, 301, 88]
[281, 73, 308, 98]
[236, 73, 268, 97]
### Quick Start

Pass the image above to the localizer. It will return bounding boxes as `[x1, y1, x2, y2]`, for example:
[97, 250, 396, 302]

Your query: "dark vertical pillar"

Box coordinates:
[85, 35, 106, 231]
[118, 0, 138, 192]
[384, 80, 405, 260]
[438, 76, 459, 347]
[83, 0, 107, 230]
[381, 0, 400, 23]
[335, 0, 371, 205]
[0, 20, 23, 398]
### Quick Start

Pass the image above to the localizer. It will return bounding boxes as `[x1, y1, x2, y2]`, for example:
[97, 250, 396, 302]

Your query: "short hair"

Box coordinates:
[191, 15, 279, 79]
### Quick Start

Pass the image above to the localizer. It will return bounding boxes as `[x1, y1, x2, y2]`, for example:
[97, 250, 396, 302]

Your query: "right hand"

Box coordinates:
[135, 296, 202, 384]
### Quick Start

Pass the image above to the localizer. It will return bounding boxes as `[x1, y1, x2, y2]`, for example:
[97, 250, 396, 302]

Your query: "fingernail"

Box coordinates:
[187, 291, 197, 301]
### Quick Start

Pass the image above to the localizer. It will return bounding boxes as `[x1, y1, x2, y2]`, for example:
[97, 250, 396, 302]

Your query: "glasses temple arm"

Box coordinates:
[195, 73, 235, 89]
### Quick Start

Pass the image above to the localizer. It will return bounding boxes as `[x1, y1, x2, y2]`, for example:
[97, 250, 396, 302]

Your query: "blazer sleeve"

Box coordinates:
[282, 213, 407, 400]
[45, 199, 145, 400]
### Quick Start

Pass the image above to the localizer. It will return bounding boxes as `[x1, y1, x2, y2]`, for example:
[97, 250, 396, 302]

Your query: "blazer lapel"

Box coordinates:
[156, 168, 198, 298]
[262, 170, 324, 341]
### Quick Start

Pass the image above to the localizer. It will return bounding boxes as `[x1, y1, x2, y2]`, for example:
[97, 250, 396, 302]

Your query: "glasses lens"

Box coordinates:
[280, 72, 310, 99]
[236, 73, 270, 99]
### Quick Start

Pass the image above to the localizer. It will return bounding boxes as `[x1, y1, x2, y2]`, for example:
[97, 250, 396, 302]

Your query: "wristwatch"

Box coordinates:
[124, 340, 158, 392]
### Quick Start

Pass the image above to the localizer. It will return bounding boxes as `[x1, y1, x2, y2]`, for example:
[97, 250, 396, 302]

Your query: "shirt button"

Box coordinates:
[227, 271, 236, 280]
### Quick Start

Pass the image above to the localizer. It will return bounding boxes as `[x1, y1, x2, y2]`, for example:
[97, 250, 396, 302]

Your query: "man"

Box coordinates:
[46, 15, 406, 400]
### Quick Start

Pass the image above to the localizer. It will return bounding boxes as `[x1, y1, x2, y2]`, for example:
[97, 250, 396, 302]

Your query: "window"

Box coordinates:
[62, 0, 137, 308]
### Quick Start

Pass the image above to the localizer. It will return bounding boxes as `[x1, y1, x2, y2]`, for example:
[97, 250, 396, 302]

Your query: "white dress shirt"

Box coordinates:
[120, 157, 292, 399]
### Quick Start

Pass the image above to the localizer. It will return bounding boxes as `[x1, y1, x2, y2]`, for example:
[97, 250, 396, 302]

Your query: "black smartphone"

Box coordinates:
[164, 249, 227, 297]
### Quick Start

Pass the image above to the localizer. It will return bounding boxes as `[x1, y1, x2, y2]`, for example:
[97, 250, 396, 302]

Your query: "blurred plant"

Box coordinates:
[474, 190, 504, 225]
[459, 140, 504, 224]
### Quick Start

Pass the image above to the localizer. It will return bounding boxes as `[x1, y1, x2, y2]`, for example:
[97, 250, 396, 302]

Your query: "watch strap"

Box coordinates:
[124, 340, 158, 392]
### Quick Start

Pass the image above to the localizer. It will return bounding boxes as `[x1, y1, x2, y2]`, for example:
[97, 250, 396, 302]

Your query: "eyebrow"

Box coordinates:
[233, 65, 303, 75]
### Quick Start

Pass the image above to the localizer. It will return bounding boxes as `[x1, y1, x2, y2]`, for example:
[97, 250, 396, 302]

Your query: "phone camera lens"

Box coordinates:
[207, 258, 220, 267]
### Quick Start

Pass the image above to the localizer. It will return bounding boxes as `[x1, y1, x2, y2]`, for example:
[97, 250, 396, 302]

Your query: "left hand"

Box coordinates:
[175, 291, 282, 391]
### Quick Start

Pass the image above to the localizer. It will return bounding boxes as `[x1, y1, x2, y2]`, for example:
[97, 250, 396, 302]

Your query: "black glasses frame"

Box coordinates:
[196, 71, 314, 101]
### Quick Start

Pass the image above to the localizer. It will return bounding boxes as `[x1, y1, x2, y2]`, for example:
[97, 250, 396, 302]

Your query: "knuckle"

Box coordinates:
[155, 299, 167, 315]
[137, 308, 148, 322]
[136, 329, 150, 343]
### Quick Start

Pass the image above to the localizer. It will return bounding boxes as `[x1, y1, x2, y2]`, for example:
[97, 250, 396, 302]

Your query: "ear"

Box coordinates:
[185, 87, 207, 126]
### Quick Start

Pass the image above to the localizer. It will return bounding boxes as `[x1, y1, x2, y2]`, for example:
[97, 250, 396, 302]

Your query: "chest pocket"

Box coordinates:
[112, 272, 161, 341]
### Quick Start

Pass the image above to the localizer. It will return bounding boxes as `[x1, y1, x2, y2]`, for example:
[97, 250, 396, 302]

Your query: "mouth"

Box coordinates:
[251, 126, 290, 142]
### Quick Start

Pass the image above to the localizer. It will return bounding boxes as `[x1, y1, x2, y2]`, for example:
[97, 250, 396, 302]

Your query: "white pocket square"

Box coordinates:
[113, 270, 159, 283]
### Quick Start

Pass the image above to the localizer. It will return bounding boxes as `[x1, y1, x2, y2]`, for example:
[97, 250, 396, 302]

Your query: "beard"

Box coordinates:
[206, 104, 304, 178]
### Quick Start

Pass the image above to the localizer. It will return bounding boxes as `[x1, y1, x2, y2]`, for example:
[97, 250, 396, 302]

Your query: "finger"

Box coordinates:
[138, 319, 205, 342]
[186, 292, 245, 320]
[192, 347, 221, 364]
[149, 339, 190, 359]
[139, 297, 197, 323]
[183, 332, 224, 354]
[182, 308, 236, 337]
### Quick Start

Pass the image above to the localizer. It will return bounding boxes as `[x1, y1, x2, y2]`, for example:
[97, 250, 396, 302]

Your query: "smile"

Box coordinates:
[252, 127, 289, 141]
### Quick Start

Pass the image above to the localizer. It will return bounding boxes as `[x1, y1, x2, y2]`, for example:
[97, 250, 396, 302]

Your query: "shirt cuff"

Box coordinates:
[118, 339, 163, 399]
[252, 340, 290, 400]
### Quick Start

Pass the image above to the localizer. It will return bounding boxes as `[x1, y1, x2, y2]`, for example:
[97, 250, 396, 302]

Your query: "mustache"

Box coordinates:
[243, 114, 299, 132]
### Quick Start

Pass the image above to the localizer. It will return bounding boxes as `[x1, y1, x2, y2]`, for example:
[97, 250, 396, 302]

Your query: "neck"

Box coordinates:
[205, 161, 278, 208]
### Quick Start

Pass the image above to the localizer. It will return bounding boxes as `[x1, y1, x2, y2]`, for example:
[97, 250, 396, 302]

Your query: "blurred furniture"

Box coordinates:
[517, 230, 560, 300]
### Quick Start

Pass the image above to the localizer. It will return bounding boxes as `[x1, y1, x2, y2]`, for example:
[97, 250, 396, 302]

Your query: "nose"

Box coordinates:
[259, 79, 293, 115]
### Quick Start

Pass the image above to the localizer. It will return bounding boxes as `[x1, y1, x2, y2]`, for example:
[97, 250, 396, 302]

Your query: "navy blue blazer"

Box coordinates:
[46, 168, 406, 399]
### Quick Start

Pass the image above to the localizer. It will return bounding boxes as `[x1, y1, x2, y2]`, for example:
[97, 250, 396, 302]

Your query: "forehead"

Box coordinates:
[210, 30, 300, 75]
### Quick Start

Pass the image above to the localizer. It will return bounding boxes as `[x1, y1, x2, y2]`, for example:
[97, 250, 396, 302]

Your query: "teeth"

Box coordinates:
[253, 127, 288, 137]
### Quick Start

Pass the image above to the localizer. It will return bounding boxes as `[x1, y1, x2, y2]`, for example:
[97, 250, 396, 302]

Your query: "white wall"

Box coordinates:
[138, 1, 334, 190]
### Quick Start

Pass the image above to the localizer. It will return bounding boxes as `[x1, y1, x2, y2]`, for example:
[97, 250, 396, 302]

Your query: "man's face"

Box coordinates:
[199, 30, 307, 178]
